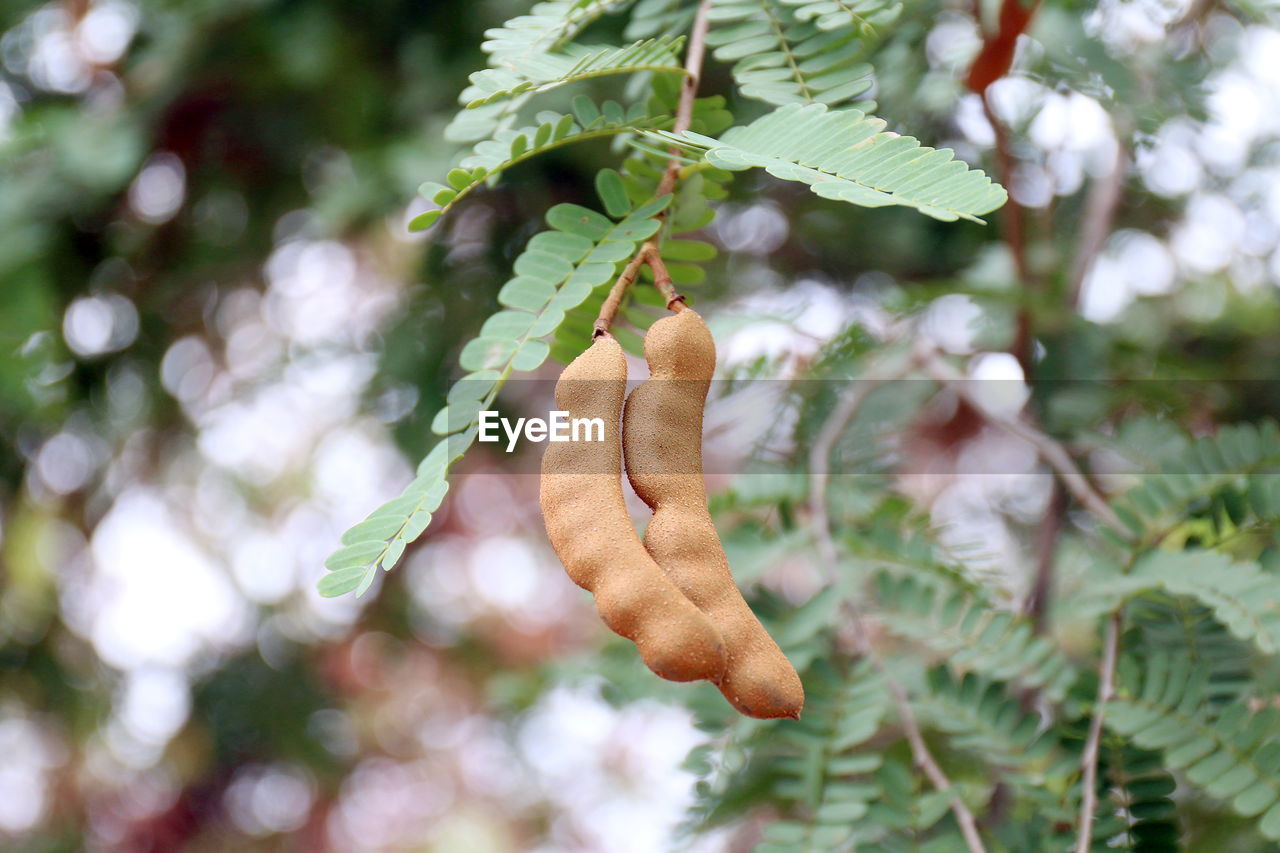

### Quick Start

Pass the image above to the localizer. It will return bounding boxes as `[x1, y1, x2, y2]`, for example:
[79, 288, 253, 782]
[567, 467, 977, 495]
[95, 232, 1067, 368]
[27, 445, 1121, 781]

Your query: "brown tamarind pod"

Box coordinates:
[540, 335, 727, 683]
[623, 308, 804, 719]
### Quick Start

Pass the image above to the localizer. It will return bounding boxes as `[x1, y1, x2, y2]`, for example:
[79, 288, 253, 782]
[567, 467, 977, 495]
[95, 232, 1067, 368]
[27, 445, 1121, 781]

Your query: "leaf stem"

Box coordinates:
[594, 248, 652, 338]
[1075, 611, 1122, 853]
[807, 352, 989, 853]
[594, 0, 712, 336]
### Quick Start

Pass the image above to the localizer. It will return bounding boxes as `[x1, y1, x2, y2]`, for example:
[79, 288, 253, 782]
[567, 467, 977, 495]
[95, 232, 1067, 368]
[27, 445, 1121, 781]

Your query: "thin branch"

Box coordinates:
[1025, 481, 1064, 631]
[878, 657, 990, 853]
[981, 95, 1034, 375]
[644, 247, 686, 309]
[808, 360, 989, 853]
[656, 0, 712, 199]
[807, 376, 889, 571]
[919, 352, 1131, 538]
[593, 0, 711, 337]
[594, 249, 652, 338]
[1075, 612, 1122, 853]
[1068, 144, 1127, 310]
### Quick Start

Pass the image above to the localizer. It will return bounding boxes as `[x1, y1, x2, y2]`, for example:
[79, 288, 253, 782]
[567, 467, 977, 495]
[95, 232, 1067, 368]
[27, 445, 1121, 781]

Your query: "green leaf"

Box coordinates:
[480, 310, 537, 340]
[547, 203, 614, 239]
[499, 276, 557, 311]
[340, 516, 404, 545]
[649, 103, 1007, 223]
[325, 541, 387, 571]
[424, 103, 669, 230]
[466, 36, 687, 108]
[403, 511, 433, 540]
[408, 210, 442, 232]
[513, 339, 551, 370]
[595, 168, 632, 217]
[663, 239, 717, 261]
[460, 337, 517, 371]
[422, 480, 450, 513]
[707, 0, 882, 109]
[353, 566, 378, 598]
[572, 93, 601, 125]
[381, 539, 407, 571]
[446, 168, 472, 189]
[318, 565, 372, 597]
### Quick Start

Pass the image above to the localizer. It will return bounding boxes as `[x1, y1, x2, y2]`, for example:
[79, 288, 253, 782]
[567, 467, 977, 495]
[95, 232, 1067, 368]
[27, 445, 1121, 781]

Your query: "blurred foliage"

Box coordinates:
[3, 0, 1280, 851]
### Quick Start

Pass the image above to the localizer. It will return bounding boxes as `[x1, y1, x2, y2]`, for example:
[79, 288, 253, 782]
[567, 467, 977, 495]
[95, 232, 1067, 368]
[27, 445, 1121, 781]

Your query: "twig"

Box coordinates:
[1074, 612, 1121, 853]
[808, 361, 989, 853]
[919, 351, 1130, 538]
[1025, 481, 1064, 631]
[594, 249, 652, 338]
[645, 246, 686, 310]
[981, 95, 1034, 375]
[656, 0, 712, 198]
[593, 0, 711, 337]
[1067, 144, 1127, 310]
[878, 657, 990, 853]
[807, 376, 889, 571]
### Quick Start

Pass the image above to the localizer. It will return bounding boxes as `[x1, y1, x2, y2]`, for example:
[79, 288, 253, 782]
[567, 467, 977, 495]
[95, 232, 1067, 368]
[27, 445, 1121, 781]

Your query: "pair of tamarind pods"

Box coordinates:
[540, 306, 804, 720]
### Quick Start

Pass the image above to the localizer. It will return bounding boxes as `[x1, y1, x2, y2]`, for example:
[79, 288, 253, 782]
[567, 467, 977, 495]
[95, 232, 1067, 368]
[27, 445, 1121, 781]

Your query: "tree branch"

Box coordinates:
[1075, 611, 1122, 853]
[656, 0, 712, 198]
[981, 95, 1034, 375]
[1025, 480, 1064, 630]
[594, 0, 711, 337]
[593, 248, 653, 338]
[807, 376, 888, 571]
[807, 356, 989, 853]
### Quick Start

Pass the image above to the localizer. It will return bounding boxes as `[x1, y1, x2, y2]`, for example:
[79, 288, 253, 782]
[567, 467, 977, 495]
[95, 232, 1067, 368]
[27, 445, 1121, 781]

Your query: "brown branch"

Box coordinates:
[808, 358, 989, 853]
[1025, 480, 1064, 631]
[1075, 612, 1121, 853]
[656, 0, 712, 199]
[808, 376, 888, 571]
[966, 0, 1041, 94]
[980, 95, 1034, 376]
[644, 247, 686, 310]
[594, 249, 652, 338]
[878, 660, 990, 853]
[593, 0, 711, 337]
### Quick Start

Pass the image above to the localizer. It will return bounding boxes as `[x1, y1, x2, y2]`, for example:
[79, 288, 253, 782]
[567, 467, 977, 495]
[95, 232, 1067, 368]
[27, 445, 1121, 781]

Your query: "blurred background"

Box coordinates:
[2, 0, 1280, 850]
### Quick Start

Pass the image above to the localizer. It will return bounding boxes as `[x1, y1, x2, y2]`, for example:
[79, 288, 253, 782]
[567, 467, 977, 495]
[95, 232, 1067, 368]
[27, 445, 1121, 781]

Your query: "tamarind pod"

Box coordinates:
[624, 309, 804, 719]
[540, 336, 727, 683]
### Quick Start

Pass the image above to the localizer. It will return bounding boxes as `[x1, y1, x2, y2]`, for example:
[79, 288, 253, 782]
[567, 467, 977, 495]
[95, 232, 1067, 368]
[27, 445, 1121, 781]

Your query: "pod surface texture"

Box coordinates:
[540, 336, 727, 683]
[624, 309, 805, 719]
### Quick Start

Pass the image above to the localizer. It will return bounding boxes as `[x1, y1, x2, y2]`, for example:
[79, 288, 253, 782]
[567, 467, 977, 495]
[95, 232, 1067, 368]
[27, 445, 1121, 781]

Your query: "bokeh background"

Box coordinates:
[3, 0, 1280, 850]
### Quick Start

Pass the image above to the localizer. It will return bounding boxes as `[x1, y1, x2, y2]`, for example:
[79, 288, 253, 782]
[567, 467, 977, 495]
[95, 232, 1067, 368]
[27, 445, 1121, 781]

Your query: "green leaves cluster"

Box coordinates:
[650, 103, 1009, 222]
[754, 661, 889, 852]
[321, 190, 668, 597]
[707, 0, 879, 108]
[447, 0, 646, 141]
[873, 571, 1079, 699]
[465, 36, 687, 107]
[1098, 550, 1280, 655]
[1108, 652, 1280, 840]
[1108, 420, 1280, 542]
[413, 98, 667, 231]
